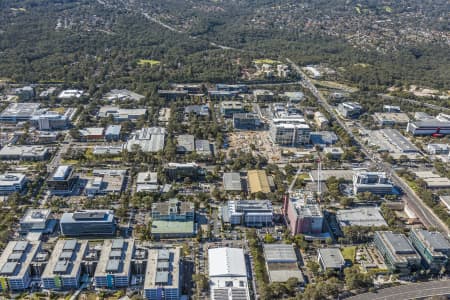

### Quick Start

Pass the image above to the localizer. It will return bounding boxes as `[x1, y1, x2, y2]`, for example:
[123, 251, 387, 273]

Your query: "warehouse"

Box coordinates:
[263, 243, 304, 284]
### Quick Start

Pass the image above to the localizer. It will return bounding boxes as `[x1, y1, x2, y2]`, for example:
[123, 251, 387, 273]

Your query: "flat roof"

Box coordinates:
[144, 248, 180, 290]
[0, 102, 40, 118]
[20, 209, 51, 224]
[336, 207, 387, 227]
[263, 244, 297, 263]
[223, 172, 242, 191]
[209, 248, 247, 277]
[42, 239, 87, 278]
[412, 228, 450, 253]
[308, 169, 354, 182]
[151, 220, 194, 235]
[94, 239, 134, 277]
[318, 248, 345, 269]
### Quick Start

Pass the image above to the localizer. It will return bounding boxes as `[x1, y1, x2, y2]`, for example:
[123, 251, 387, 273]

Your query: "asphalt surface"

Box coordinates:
[347, 280, 450, 300]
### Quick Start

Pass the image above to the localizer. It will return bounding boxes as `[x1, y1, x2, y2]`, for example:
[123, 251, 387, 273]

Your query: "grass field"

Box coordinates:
[342, 246, 356, 263]
[253, 58, 281, 65]
[138, 59, 161, 66]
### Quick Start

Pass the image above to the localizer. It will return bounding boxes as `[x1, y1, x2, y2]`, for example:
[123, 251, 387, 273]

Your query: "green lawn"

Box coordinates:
[253, 58, 281, 65]
[138, 59, 161, 66]
[342, 246, 356, 263]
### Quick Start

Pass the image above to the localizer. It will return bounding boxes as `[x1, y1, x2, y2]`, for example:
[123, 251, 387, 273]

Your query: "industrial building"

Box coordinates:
[413, 171, 450, 189]
[233, 113, 261, 130]
[0, 145, 49, 161]
[221, 200, 273, 227]
[220, 101, 244, 118]
[284, 192, 323, 235]
[98, 106, 147, 121]
[41, 239, 88, 290]
[375, 129, 419, 153]
[208, 248, 250, 300]
[374, 231, 421, 274]
[144, 248, 181, 300]
[0, 103, 41, 123]
[409, 228, 450, 273]
[0, 173, 27, 195]
[223, 172, 242, 192]
[337, 102, 362, 119]
[317, 248, 346, 272]
[336, 207, 387, 228]
[0, 241, 42, 291]
[19, 209, 55, 234]
[125, 127, 166, 153]
[60, 210, 116, 237]
[353, 171, 393, 195]
[47, 165, 78, 195]
[373, 113, 410, 127]
[247, 170, 271, 194]
[263, 244, 304, 284]
[164, 162, 203, 182]
[94, 239, 134, 288]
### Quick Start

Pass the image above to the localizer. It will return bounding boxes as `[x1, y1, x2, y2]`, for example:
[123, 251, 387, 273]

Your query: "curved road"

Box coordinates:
[347, 280, 450, 300]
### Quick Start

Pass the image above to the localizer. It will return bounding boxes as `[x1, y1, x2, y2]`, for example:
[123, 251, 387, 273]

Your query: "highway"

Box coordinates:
[347, 279, 450, 300]
[287, 58, 450, 236]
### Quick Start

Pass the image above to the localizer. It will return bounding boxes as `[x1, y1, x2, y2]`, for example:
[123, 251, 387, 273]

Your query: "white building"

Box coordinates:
[221, 200, 273, 227]
[58, 89, 84, 99]
[270, 123, 311, 146]
[314, 111, 328, 129]
[427, 144, 449, 155]
[353, 171, 393, 195]
[136, 172, 159, 193]
[0, 173, 27, 195]
[208, 248, 250, 300]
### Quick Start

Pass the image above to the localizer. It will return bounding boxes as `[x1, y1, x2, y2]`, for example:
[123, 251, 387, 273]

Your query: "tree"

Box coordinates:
[307, 261, 321, 276]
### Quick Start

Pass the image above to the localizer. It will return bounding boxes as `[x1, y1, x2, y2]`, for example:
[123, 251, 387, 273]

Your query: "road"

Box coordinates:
[379, 94, 450, 113]
[287, 58, 450, 235]
[347, 279, 450, 300]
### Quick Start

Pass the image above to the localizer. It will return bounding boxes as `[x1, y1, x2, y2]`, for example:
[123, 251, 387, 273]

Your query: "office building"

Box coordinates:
[247, 170, 271, 194]
[0, 145, 49, 161]
[233, 113, 261, 130]
[60, 210, 116, 237]
[125, 127, 166, 153]
[164, 162, 203, 182]
[208, 248, 250, 300]
[337, 102, 362, 119]
[426, 144, 449, 155]
[284, 193, 323, 235]
[144, 248, 181, 300]
[41, 239, 88, 290]
[176, 135, 195, 154]
[19, 209, 55, 234]
[336, 207, 387, 228]
[0, 103, 40, 123]
[221, 200, 273, 227]
[374, 231, 421, 274]
[323, 147, 344, 160]
[98, 106, 147, 121]
[0, 173, 27, 195]
[353, 171, 393, 195]
[195, 140, 213, 156]
[216, 84, 248, 93]
[0, 241, 42, 291]
[407, 120, 450, 136]
[270, 122, 311, 146]
[263, 244, 304, 284]
[310, 131, 338, 147]
[47, 165, 78, 195]
[136, 172, 159, 193]
[373, 113, 410, 127]
[105, 125, 121, 141]
[220, 101, 244, 118]
[158, 90, 189, 100]
[317, 248, 345, 272]
[383, 105, 401, 113]
[253, 89, 274, 102]
[184, 105, 209, 118]
[314, 112, 328, 129]
[94, 239, 134, 288]
[13, 86, 35, 101]
[151, 199, 195, 239]
[30, 111, 70, 130]
[208, 90, 238, 100]
[409, 228, 450, 273]
[104, 89, 145, 102]
[93, 146, 122, 156]
[84, 169, 126, 197]
[223, 172, 242, 192]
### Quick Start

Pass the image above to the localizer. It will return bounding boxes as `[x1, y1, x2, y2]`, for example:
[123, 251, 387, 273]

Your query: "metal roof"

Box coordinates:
[263, 243, 297, 263]
[208, 248, 247, 277]
[384, 232, 416, 254]
[223, 172, 242, 191]
[318, 248, 345, 269]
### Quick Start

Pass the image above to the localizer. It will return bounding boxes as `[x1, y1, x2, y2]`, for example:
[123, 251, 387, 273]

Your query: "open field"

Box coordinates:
[137, 59, 161, 66]
[253, 58, 281, 65]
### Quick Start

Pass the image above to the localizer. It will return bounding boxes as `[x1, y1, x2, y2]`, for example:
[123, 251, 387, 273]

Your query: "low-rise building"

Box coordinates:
[253, 89, 274, 102]
[104, 89, 144, 102]
[353, 171, 393, 195]
[373, 113, 410, 127]
[105, 125, 122, 141]
[184, 105, 209, 118]
[0, 145, 49, 161]
[439, 195, 450, 211]
[233, 113, 261, 130]
[281, 91, 304, 102]
[0, 241, 42, 291]
[314, 112, 328, 129]
[144, 248, 181, 300]
[94, 239, 134, 288]
[383, 105, 401, 113]
[220, 101, 244, 118]
[407, 120, 450, 136]
[247, 170, 271, 194]
[58, 89, 84, 99]
[208, 248, 250, 300]
[19, 209, 55, 234]
[158, 89, 189, 100]
[374, 231, 421, 274]
[0, 103, 41, 123]
[164, 162, 203, 182]
[263, 244, 304, 284]
[208, 90, 238, 100]
[221, 200, 273, 227]
[317, 248, 345, 272]
[426, 144, 449, 155]
[0, 173, 27, 195]
[79, 127, 104, 141]
[310, 131, 338, 147]
[176, 134, 195, 154]
[47, 165, 78, 195]
[125, 127, 166, 153]
[195, 140, 213, 156]
[324, 147, 344, 160]
[13, 86, 35, 101]
[98, 106, 147, 122]
[216, 84, 248, 93]
[337, 102, 362, 119]
[136, 172, 159, 193]
[92, 146, 123, 156]
[409, 228, 450, 273]
[60, 210, 116, 237]
[223, 172, 242, 192]
[84, 169, 126, 197]
[41, 239, 88, 290]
